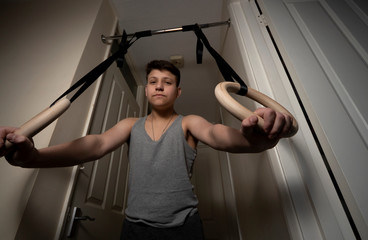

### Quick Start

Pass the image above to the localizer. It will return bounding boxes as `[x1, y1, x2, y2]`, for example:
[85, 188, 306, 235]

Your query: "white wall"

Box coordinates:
[0, 0, 116, 239]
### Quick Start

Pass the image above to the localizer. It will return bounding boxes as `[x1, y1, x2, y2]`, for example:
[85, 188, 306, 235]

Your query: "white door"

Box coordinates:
[62, 66, 140, 239]
[258, 0, 368, 238]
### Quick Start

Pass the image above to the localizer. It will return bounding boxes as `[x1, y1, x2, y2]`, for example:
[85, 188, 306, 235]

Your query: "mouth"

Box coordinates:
[153, 94, 165, 97]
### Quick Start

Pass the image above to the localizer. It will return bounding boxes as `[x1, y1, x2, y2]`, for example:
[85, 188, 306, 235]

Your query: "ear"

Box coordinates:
[176, 87, 182, 98]
[145, 85, 148, 97]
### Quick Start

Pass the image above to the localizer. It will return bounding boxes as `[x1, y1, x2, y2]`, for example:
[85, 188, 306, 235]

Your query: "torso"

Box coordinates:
[139, 115, 198, 149]
[126, 115, 199, 227]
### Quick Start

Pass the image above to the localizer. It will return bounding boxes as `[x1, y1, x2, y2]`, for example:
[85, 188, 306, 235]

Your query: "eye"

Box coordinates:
[163, 78, 174, 85]
[148, 79, 156, 84]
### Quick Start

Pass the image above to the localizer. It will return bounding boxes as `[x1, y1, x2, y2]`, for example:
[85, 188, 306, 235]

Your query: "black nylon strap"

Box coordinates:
[116, 31, 129, 68]
[193, 24, 248, 96]
[51, 32, 133, 107]
[182, 24, 196, 32]
[196, 37, 204, 64]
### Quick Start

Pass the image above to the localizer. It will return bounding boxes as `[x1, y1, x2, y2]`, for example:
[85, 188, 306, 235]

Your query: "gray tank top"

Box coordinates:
[125, 115, 198, 227]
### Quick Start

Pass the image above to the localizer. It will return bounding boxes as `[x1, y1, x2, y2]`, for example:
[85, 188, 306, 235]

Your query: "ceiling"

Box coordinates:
[110, 0, 230, 121]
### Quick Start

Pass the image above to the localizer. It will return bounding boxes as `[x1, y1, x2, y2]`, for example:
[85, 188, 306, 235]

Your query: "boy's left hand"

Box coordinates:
[240, 108, 293, 149]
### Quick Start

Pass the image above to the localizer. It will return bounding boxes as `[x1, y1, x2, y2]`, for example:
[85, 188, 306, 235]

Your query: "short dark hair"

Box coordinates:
[146, 60, 181, 86]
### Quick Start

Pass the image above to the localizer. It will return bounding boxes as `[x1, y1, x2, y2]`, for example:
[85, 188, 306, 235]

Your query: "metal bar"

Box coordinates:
[150, 27, 184, 36]
[101, 19, 231, 43]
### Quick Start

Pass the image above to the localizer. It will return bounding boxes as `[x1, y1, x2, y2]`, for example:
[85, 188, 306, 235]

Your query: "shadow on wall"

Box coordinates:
[230, 151, 291, 240]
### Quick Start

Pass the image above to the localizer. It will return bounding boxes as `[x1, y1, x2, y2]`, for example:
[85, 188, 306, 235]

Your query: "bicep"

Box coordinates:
[185, 115, 251, 152]
[99, 118, 136, 155]
[184, 115, 219, 148]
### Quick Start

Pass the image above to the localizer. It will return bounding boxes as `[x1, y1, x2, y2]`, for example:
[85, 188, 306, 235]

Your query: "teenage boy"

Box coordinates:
[0, 60, 292, 239]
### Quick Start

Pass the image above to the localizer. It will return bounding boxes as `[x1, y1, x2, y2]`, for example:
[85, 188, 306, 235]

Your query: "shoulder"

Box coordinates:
[182, 115, 203, 128]
[182, 115, 213, 135]
[181, 115, 206, 149]
[100, 117, 141, 150]
[120, 117, 139, 125]
[182, 115, 210, 126]
[126, 117, 140, 125]
[112, 117, 140, 132]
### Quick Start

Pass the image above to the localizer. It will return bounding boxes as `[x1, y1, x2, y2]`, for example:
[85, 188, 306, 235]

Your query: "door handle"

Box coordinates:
[74, 215, 95, 221]
[66, 207, 95, 238]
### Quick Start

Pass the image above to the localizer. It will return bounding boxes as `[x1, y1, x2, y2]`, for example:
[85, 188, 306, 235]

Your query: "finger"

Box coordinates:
[0, 127, 17, 147]
[5, 133, 16, 143]
[0, 146, 7, 157]
[241, 115, 258, 136]
[5, 154, 18, 166]
[6, 133, 34, 150]
[4, 134, 34, 166]
[254, 108, 276, 133]
[282, 114, 293, 136]
[0, 127, 17, 137]
[269, 112, 286, 138]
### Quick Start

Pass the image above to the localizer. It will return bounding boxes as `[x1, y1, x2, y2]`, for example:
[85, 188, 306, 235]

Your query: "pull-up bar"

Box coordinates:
[4, 19, 298, 152]
[101, 19, 231, 43]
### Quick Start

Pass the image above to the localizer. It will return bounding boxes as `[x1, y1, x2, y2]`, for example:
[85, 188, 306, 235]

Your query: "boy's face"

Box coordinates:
[145, 69, 181, 109]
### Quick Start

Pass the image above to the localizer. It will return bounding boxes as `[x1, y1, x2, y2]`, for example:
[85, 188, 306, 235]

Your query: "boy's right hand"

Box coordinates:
[0, 127, 36, 167]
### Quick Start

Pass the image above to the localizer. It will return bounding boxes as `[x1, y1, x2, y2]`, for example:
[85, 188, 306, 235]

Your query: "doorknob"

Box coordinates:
[74, 215, 95, 221]
[66, 207, 95, 238]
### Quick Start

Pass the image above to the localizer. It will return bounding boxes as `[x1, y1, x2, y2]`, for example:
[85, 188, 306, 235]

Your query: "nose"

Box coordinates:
[155, 81, 164, 91]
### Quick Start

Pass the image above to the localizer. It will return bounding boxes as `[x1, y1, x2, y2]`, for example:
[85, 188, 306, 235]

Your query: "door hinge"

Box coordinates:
[258, 14, 269, 27]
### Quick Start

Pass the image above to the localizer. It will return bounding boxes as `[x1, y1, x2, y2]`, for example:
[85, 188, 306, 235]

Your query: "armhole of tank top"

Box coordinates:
[178, 116, 189, 175]
[180, 116, 196, 149]
[180, 116, 198, 178]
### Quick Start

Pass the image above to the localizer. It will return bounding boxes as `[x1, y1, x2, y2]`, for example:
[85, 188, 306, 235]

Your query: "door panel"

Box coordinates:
[259, 0, 368, 238]
[62, 66, 139, 239]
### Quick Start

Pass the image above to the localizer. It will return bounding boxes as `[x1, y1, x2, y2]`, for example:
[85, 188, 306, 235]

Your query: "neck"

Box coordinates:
[150, 108, 176, 119]
[149, 108, 176, 141]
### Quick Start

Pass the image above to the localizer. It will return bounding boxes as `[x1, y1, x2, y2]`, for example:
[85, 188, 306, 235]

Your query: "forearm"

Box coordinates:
[209, 124, 262, 153]
[23, 135, 104, 168]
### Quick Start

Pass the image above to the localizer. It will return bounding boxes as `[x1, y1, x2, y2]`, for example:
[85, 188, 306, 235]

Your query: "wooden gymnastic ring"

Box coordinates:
[4, 98, 71, 150]
[215, 82, 298, 138]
